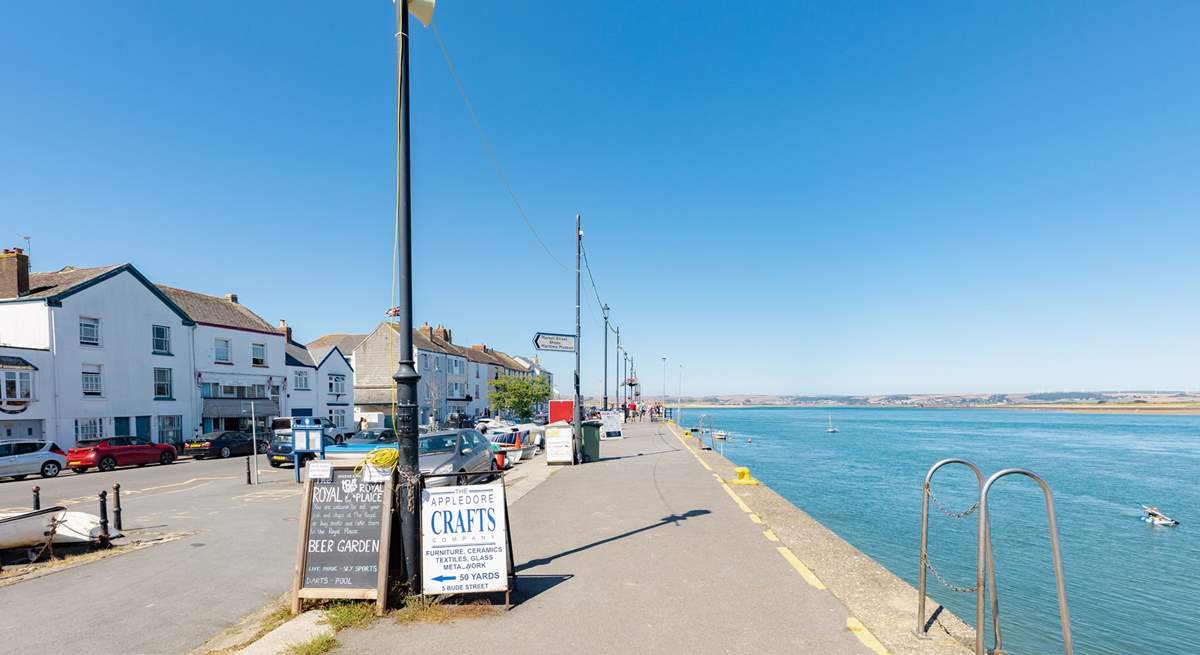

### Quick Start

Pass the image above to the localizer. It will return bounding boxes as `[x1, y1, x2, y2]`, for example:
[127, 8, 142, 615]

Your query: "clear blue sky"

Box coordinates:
[3, 2, 1198, 397]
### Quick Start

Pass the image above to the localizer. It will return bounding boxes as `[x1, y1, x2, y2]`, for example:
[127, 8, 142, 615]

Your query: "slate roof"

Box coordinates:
[157, 285, 276, 333]
[22, 265, 123, 300]
[465, 345, 507, 367]
[285, 341, 316, 368]
[0, 355, 38, 370]
[306, 333, 366, 357]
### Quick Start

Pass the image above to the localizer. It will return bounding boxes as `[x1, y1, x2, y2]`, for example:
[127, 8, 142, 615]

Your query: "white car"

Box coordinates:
[0, 440, 68, 480]
[270, 416, 356, 444]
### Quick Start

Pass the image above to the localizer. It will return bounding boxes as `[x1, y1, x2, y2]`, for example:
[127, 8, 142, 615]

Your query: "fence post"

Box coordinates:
[98, 490, 110, 543]
[112, 483, 123, 532]
[32, 485, 41, 511]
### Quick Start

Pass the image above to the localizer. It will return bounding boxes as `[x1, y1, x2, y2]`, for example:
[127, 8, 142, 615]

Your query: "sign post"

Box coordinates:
[291, 461, 395, 615]
[532, 332, 576, 352]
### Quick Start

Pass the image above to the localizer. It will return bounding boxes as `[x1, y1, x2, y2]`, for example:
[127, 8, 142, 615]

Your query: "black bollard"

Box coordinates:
[32, 486, 40, 511]
[245, 457, 252, 485]
[98, 490, 110, 541]
[112, 483, 123, 532]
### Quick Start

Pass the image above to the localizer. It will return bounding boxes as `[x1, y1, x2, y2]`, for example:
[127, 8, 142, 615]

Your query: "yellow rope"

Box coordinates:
[354, 447, 400, 478]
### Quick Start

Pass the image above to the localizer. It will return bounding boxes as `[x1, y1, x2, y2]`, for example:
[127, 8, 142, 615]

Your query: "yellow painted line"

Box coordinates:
[763, 529, 779, 542]
[717, 480, 753, 513]
[776, 546, 826, 590]
[138, 476, 235, 492]
[748, 513, 762, 524]
[693, 455, 712, 471]
[846, 617, 889, 655]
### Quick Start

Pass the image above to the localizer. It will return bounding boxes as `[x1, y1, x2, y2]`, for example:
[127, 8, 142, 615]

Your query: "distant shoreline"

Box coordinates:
[666, 403, 1200, 415]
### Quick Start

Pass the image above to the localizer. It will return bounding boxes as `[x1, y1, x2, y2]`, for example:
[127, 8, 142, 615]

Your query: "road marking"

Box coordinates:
[138, 476, 235, 492]
[693, 455, 713, 471]
[846, 617, 889, 655]
[748, 513, 762, 524]
[763, 529, 779, 542]
[236, 489, 302, 501]
[776, 546, 826, 590]
[714, 476, 753, 513]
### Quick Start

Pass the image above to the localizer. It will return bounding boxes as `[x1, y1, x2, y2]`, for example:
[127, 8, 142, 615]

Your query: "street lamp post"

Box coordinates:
[602, 305, 610, 411]
[390, 0, 435, 593]
[661, 356, 667, 420]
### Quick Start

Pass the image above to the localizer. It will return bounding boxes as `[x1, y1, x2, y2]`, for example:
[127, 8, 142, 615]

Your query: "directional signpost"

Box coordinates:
[533, 332, 576, 352]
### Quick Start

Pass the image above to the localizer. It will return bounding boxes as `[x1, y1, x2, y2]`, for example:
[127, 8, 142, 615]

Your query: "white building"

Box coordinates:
[0, 252, 196, 446]
[303, 341, 355, 431]
[0, 248, 344, 446]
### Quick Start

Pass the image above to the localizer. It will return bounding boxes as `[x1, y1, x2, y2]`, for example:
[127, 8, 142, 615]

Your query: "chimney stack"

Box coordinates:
[279, 319, 292, 343]
[0, 248, 30, 299]
[418, 322, 433, 339]
[224, 293, 239, 304]
[433, 324, 452, 342]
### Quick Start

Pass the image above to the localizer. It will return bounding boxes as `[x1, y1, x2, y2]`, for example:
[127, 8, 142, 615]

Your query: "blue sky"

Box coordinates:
[2, 2, 1198, 396]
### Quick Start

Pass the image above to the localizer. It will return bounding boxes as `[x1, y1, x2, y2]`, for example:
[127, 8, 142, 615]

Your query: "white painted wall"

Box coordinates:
[45, 272, 196, 445]
[315, 348, 354, 429]
[0, 346, 53, 440]
[285, 364, 318, 417]
[0, 301, 50, 348]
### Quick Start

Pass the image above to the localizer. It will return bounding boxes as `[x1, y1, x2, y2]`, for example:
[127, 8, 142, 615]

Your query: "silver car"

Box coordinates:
[420, 429, 495, 487]
[0, 440, 67, 480]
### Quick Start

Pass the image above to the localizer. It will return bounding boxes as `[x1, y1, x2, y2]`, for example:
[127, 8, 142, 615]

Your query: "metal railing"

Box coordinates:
[975, 468, 1073, 655]
[917, 459, 1001, 648]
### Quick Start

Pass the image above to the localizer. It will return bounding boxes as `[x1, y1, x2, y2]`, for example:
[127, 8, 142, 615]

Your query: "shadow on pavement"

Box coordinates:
[509, 573, 574, 606]
[594, 447, 680, 462]
[514, 509, 711, 573]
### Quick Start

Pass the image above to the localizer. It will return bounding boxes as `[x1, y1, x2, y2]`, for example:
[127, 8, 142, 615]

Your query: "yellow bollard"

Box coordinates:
[731, 466, 760, 486]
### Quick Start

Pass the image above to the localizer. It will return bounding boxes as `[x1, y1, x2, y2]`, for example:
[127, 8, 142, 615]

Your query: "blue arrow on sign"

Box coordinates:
[432, 575, 456, 582]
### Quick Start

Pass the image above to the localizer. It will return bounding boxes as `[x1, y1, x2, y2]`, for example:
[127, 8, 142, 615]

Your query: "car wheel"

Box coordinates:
[160, 451, 175, 465]
[219, 446, 232, 458]
[98, 457, 117, 472]
[72, 467, 88, 474]
[456, 471, 468, 486]
[194, 455, 205, 460]
[40, 462, 61, 478]
[269, 460, 282, 468]
[12, 474, 27, 481]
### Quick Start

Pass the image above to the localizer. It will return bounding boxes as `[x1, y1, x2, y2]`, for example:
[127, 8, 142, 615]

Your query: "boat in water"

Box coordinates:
[826, 415, 838, 433]
[1141, 506, 1180, 527]
[713, 431, 728, 440]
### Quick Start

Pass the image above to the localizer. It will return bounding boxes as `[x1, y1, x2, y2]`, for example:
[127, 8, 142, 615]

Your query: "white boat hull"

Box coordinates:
[0, 507, 122, 550]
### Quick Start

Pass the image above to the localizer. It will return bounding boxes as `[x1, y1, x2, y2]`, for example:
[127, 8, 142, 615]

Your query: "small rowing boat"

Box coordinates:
[1141, 506, 1180, 527]
[0, 507, 122, 550]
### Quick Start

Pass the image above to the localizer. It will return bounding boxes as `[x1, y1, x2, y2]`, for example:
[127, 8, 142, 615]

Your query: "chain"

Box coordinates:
[922, 553, 978, 593]
[398, 469, 423, 513]
[928, 487, 978, 520]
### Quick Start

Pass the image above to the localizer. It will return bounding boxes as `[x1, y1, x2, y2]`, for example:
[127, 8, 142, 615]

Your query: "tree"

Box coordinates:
[489, 376, 552, 421]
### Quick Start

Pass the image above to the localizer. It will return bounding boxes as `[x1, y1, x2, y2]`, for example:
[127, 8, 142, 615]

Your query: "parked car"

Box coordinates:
[0, 440, 68, 480]
[66, 437, 177, 473]
[270, 416, 355, 444]
[267, 433, 334, 468]
[324, 429, 495, 487]
[183, 431, 267, 459]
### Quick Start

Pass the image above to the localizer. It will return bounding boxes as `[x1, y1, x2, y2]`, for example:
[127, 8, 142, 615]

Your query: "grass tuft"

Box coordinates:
[390, 595, 496, 624]
[285, 634, 338, 655]
[322, 601, 376, 631]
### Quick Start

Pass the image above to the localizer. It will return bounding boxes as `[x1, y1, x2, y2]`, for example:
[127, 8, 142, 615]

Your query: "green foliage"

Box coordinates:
[323, 601, 376, 631]
[488, 376, 552, 420]
[285, 635, 338, 655]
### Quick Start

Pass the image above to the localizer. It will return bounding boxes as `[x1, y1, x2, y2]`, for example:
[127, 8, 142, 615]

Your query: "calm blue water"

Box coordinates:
[681, 408, 1199, 655]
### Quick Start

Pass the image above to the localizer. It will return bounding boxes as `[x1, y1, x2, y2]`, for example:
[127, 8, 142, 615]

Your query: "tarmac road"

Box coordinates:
[0, 455, 303, 655]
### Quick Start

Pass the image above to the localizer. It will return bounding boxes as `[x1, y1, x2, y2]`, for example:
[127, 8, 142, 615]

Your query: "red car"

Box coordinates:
[66, 436, 178, 473]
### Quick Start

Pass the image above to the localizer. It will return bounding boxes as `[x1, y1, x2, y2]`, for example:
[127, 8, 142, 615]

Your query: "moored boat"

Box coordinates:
[1141, 506, 1180, 527]
[0, 507, 121, 550]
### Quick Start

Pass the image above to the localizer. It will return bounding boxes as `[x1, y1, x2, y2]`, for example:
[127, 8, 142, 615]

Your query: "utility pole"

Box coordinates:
[602, 305, 610, 411]
[391, 0, 423, 593]
[661, 356, 667, 418]
[574, 214, 583, 462]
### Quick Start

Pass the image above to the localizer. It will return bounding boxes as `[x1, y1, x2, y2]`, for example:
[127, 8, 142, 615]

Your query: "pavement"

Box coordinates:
[334, 422, 881, 654]
[0, 455, 304, 655]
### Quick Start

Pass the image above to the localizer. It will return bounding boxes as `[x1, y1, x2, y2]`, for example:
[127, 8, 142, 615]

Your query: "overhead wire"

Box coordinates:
[430, 21, 567, 270]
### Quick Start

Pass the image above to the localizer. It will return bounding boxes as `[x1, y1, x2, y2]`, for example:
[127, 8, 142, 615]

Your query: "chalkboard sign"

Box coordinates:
[291, 462, 394, 615]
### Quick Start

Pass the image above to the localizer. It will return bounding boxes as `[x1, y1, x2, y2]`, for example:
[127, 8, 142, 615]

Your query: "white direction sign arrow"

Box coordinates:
[533, 332, 576, 352]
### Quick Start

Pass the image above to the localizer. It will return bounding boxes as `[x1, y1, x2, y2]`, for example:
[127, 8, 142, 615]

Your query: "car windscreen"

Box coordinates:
[75, 439, 102, 447]
[419, 435, 457, 454]
[270, 418, 292, 431]
[346, 431, 396, 444]
[271, 433, 293, 444]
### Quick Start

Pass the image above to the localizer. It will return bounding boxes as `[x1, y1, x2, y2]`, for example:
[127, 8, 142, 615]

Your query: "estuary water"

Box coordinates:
[681, 407, 1199, 655]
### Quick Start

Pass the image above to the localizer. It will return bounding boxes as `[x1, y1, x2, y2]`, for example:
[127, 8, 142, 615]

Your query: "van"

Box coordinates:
[270, 416, 354, 444]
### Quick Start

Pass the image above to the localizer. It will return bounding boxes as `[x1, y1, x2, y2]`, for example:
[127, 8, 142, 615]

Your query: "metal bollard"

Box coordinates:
[98, 490, 110, 541]
[33, 486, 41, 511]
[245, 457, 252, 485]
[112, 483, 123, 532]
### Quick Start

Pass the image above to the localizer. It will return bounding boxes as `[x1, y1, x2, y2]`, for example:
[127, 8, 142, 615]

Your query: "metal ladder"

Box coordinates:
[917, 460, 1074, 655]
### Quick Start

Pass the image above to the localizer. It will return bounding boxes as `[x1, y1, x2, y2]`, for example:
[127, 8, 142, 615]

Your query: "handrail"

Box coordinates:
[917, 459, 1002, 650]
[975, 468, 1073, 655]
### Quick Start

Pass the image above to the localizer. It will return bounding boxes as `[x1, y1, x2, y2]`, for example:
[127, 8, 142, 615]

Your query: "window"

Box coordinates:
[151, 325, 172, 354]
[215, 338, 231, 363]
[328, 408, 346, 428]
[294, 370, 310, 390]
[251, 343, 267, 366]
[153, 368, 173, 399]
[1, 370, 33, 401]
[420, 354, 427, 369]
[251, 384, 266, 398]
[79, 317, 100, 345]
[82, 366, 102, 396]
[75, 418, 104, 440]
[475, 384, 480, 398]
[328, 374, 346, 395]
[157, 415, 182, 443]
[201, 382, 216, 399]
